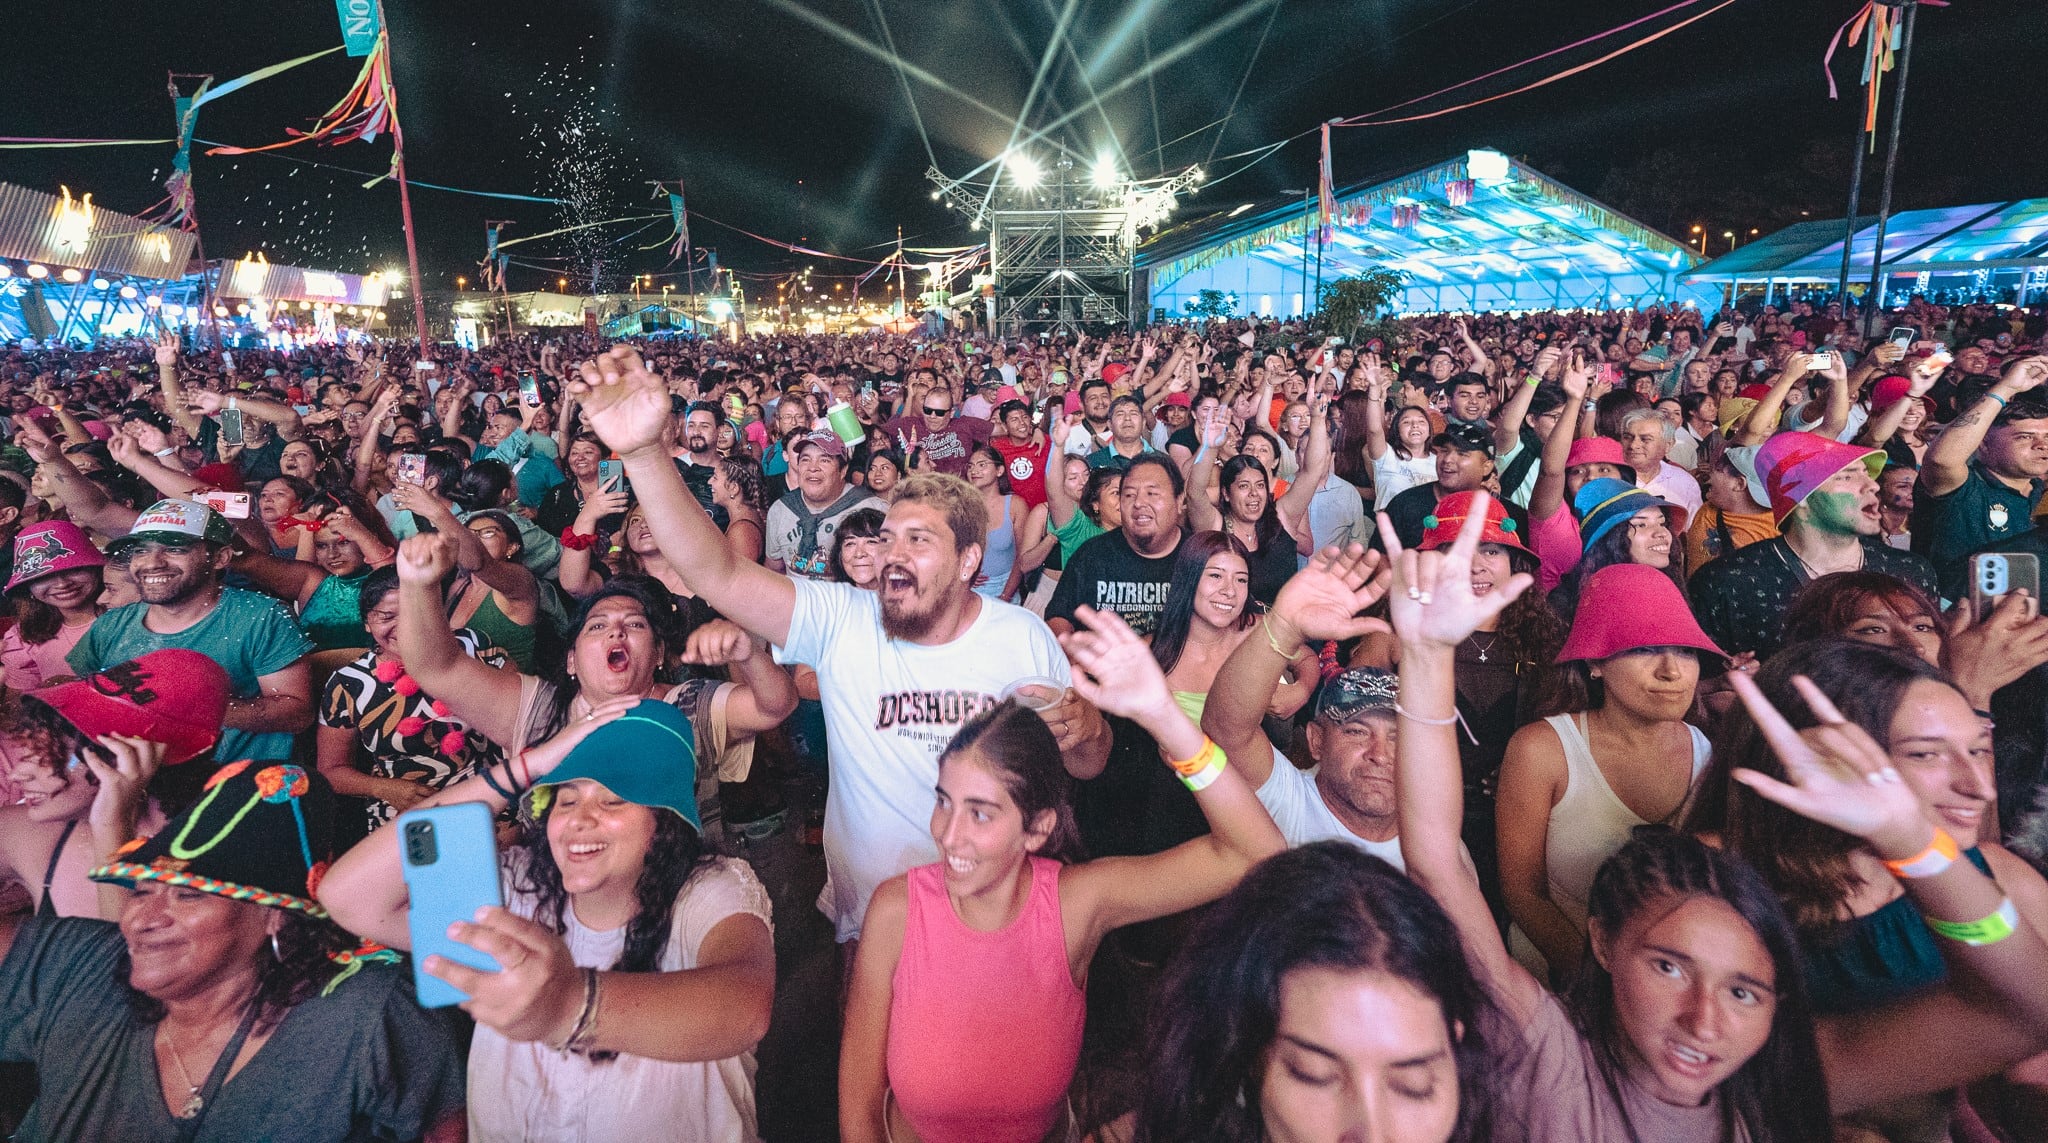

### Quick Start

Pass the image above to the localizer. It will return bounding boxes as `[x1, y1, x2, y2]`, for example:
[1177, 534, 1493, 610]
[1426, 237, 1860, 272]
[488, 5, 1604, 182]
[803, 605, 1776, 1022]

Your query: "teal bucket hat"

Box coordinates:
[525, 699, 700, 831]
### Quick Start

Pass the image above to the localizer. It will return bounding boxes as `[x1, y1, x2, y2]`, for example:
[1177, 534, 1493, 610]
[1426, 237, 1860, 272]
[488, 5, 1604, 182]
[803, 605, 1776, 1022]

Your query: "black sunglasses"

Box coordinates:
[922, 406, 950, 416]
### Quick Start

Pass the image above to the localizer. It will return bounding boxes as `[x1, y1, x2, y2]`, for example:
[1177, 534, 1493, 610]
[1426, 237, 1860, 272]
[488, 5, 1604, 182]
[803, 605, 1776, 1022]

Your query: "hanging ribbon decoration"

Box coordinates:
[1822, 1, 1942, 145]
[158, 77, 211, 230]
[1316, 121, 1337, 246]
[642, 181, 691, 262]
[206, 33, 397, 185]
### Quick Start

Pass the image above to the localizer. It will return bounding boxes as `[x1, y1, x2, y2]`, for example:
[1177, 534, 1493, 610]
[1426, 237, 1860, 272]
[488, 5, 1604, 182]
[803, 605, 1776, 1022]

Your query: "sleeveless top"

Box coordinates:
[1800, 847, 1993, 1016]
[1542, 713, 1711, 925]
[300, 568, 373, 651]
[886, 856, 1085, 1143]
[455, 582, 537, 672]
[974, 497, 1018, 600]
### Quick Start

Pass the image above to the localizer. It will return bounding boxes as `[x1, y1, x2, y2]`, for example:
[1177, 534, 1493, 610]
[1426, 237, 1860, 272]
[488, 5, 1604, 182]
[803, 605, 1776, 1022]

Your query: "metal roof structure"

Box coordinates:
[1684, 199, 2048, 283]
[1136, 149, 1711, 317]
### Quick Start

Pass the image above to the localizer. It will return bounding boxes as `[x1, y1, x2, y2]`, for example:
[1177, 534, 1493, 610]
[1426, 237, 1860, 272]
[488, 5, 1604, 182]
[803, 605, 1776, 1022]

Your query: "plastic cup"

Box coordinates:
[826, 402, 863, 445]
[1000, 676, 1066, 712]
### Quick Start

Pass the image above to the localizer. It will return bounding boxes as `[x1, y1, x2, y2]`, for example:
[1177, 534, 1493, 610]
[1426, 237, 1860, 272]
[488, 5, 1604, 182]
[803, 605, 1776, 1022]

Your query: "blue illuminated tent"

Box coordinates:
[1683, 199, 2048, 307]
[1136, 149, 1711, 318]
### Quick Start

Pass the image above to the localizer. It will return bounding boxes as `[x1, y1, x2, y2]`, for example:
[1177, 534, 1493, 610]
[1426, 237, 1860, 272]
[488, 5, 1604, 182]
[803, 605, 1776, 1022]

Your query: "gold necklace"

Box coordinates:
[159, 1027, 209, 1119]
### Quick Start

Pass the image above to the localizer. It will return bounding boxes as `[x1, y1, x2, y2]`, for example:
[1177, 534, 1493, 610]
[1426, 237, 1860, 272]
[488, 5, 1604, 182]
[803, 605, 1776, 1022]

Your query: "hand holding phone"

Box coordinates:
[398, 803, 504, 1008]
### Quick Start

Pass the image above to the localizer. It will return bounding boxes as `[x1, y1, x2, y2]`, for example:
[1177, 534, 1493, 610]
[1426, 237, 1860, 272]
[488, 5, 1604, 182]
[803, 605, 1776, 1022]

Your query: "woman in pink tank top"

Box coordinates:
[840, 604, 1286, 1143]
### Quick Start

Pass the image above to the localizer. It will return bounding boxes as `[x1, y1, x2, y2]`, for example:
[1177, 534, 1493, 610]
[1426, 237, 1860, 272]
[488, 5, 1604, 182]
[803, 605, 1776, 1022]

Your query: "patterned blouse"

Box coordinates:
[320, 630, 510, 828]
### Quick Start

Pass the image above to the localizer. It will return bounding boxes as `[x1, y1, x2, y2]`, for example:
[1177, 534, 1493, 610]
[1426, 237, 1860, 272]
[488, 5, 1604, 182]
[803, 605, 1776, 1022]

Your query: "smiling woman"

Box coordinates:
[0, 763, 467, 1141]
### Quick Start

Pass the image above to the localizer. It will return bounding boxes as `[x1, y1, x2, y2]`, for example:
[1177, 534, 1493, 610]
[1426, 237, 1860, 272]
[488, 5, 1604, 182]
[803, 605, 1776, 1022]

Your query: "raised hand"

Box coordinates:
[570, 347, 671, 458]
[1267, 543, 1390, 645]
[1057, 605, 1173, 723]
[84, 734, 166, 843]
[153, 332, 179, 368]
[184, 389, 225, 417]
[395, 532, 456, 586]
[1726, 672, 1933, 857]
[2001, 355, 2048, 393]
[1379, 495, 1531, 649]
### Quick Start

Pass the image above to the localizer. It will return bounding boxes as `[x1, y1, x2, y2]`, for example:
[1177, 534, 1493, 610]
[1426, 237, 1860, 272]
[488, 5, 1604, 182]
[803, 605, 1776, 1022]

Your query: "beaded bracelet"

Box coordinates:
[1927, 898, 2019, 947]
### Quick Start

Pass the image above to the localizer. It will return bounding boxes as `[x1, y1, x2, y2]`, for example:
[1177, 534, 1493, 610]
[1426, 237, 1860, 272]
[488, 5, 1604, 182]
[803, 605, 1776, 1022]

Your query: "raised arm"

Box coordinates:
[678, 621, 800, 735]
[1733, 354, 1814, 447]
[555, 488, 630, 598]
[1361, 356, 1394, 461]
[18, 425, 137, 537]
[1492, 347, 1557, 456]
[391, 533, 525, 746]
[1185, 413, 1228, 533]
[1530, 356, 1593, 523]
[398, 486, 539, 610]
[185, 390, 303, 442]
[1923, 356, 2048, 496]
[1276, 393, 1332, 525]
[1059, 606, 1284, 939]
[1383, 499, 1546, 1021]
[153, 333, 205, 438]
[572, 347, 796, 646]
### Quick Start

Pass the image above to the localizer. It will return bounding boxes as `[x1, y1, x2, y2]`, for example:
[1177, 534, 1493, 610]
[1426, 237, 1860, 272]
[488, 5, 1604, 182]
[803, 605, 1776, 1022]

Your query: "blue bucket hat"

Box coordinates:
[525, 699, 700, 831]
[1573, 477, 1688, 551]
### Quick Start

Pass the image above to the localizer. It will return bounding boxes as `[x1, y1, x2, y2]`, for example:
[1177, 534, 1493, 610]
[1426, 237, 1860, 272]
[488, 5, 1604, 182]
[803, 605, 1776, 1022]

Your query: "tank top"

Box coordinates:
[452, 580, 537, 672]
[974, 497, 1018, 600]
[886, 856, 1085, 1143]
[1800, 847, 1993, 1016]
[1541, 712, 1711, 925]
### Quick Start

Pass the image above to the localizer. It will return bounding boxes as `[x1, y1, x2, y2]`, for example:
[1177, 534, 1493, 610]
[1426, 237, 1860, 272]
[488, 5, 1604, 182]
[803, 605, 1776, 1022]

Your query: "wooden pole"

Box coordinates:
[373, 5, 430, 349]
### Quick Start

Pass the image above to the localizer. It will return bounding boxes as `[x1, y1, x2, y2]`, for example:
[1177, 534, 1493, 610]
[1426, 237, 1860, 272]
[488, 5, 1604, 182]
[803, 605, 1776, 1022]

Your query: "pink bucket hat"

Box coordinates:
[6, 520, 107, 594]
[1557, 564, 1725, 662]
[1565, 437, 1626, 471]
[1753, 431, 1884, 525]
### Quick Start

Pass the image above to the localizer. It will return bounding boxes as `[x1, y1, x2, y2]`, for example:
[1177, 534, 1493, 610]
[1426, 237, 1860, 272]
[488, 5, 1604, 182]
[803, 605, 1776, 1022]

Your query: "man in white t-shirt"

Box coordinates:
[574, 347, 1111, 946]
[1200, 551, 1406, 865]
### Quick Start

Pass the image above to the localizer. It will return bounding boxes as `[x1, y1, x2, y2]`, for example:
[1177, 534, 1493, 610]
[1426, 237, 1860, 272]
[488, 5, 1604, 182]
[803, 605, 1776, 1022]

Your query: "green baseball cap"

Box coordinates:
[106, 498, 235, 557]
[525, 699, 700, 831]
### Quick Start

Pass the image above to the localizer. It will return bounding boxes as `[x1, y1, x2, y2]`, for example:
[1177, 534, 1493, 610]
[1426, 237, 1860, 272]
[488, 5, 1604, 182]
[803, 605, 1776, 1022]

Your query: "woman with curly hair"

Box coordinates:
[322, 697, 776, 1142]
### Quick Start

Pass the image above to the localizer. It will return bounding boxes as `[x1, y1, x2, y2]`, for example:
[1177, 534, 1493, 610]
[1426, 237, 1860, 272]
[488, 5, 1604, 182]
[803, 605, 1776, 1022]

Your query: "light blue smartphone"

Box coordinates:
[398, 802, 504, 1008]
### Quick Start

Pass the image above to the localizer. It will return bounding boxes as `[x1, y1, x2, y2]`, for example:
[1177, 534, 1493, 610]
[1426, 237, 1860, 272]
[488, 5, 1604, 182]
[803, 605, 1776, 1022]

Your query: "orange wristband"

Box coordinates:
[1883, 828, 1960, 880]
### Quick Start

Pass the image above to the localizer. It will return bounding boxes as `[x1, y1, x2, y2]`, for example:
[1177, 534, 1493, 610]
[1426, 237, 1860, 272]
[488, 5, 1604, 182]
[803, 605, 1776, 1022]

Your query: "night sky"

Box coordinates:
[7, 0, 2044, 297]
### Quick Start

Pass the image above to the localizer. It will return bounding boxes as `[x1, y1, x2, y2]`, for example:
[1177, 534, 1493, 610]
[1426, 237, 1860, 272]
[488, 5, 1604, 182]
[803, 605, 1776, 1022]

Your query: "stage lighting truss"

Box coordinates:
[926, 159, 1204, 335]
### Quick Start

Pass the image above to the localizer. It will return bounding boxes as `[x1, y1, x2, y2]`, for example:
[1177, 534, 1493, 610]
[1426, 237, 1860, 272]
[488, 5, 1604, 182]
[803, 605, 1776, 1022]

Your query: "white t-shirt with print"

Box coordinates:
[774, 578, 1074, 940]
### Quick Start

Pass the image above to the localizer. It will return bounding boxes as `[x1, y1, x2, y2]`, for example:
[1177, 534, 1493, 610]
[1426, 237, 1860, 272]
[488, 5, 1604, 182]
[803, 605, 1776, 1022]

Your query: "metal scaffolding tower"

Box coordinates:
[928, 158, 1202, 338]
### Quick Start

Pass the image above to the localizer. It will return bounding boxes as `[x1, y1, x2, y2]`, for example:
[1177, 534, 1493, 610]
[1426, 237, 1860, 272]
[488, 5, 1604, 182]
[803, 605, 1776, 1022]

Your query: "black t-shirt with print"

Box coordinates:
[1688, 536, 1940, 659]
[1045, 528, 1184, 637]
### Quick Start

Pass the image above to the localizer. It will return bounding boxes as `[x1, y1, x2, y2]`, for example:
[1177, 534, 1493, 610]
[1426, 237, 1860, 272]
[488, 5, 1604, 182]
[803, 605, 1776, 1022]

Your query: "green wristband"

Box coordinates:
[1926, 898, 2018, 946]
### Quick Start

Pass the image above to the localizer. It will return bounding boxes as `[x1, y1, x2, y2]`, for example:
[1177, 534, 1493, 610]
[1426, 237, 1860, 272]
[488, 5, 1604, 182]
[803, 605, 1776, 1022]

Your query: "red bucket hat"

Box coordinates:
[1557, 564, 1725, 662]
[34, 648, 231, 764]
[1420, 490, 1525, 552]
[1754, 431, 1884, 525]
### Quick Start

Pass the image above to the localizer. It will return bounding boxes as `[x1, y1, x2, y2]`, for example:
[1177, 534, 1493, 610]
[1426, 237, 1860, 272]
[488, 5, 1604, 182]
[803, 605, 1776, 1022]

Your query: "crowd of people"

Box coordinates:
[0, 291, 2046, 1141]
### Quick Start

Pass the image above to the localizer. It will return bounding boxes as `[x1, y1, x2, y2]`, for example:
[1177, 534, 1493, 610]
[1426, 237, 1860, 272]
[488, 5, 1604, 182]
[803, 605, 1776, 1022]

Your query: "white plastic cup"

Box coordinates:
[1000, 676, 1066, 712]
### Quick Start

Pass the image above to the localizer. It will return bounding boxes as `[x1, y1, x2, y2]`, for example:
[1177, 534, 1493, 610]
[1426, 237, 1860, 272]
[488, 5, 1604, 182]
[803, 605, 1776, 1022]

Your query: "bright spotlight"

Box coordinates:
[145, 295, 162, 308]
[1090, 153, 1118, 189]
[1005, 152, 1041, 189]
[235, 303, 250, 316]
[0, 265, 9, 278]
[25, 264, 48, 279]
[119, 285, 138, 300]
[164, 303, 184, 317]
[60, 268, 84, 284]
[1466, 149, 1511, 182]
[213, 305, 229, 318]
[90, 277, 110, 291]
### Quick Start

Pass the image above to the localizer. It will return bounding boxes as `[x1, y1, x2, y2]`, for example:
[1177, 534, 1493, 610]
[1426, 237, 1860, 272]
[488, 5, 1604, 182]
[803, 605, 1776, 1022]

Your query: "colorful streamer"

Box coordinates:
[1317, 121, 1336, 246]
[1822, 1, 1942, 144]
[0, 137, 173, 149]
[206, 35, 395, 157]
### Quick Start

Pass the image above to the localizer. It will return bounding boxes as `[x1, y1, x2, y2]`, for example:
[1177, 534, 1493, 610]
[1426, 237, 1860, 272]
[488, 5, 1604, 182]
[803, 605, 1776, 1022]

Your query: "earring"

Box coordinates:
[270, 930, 284, 962]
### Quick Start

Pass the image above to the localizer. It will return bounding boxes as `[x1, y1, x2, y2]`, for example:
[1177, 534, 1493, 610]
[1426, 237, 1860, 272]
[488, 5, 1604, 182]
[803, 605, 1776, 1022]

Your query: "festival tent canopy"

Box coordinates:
[1136, 149, 1710, 317]
[0, 182, 197, 281]
[1683, 199, 2048, 296]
